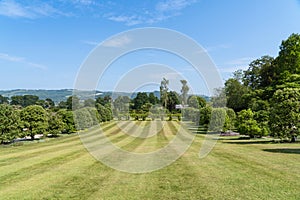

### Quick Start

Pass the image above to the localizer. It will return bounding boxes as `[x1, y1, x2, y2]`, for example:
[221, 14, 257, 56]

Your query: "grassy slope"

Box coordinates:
[0, 121, 299, 200]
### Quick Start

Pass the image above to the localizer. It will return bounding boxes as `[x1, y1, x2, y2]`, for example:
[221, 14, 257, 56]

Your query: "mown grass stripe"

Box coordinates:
[0, 137, 82, 167]
[0, 148, 86, 187]
[0, 140, 84, 178]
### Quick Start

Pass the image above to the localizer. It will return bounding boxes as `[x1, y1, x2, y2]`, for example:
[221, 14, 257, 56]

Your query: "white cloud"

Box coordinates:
[0, 53, 24, 62]
[217, 57, 255, 73]
[0, 1, 199, 25]
[73, 0, 95, 6]
[105, 0, 199, 26]
[0, 0, 70, 18]
[0, 0, 31, 18]
[82, 40, 99, 46]
[106, 14, 145, 26]
[205, 44, 231, 52]
[156, 0, 197, 12]
[218, 65, 249, 73]
[0, 52, 47, 70]
[225, 57, 254, 65]
[102, 35, 131, 48]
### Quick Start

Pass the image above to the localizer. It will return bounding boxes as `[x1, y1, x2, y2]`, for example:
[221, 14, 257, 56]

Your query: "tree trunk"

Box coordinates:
[291, 135, 296, 143]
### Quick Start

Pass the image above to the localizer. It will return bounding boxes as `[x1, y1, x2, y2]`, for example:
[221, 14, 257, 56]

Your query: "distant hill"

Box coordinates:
[0, 89, 209, 103]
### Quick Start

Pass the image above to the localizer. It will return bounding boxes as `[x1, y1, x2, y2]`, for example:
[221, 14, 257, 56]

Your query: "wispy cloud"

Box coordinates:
[0, 0, 70, 18]
[218, 65, 249, 73]
[0, 1, 199, 25]
[0, 52, 47, 70]
[0, 0, 31, 18]
[106, 0, 199, 26]
[218, 57, 254, 73]
[73, 0, 96, 6]
[205, 44, 231, 52]
[102, 35, 131, 48]
[225, 57, 254, 65]
[156, 0, 197, 12]
[106, 15, 143, 26]
[82, 40, 99, 46]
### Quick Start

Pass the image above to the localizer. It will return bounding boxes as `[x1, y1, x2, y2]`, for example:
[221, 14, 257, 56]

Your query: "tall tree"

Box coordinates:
[225, 77, 249, 112]
[132, 92, 149, 110]
[243, 56, 274, 90]
[180, 80, 189, 105]
[160, 78, 169, 108]
[276, 33, 300, 75]
[148, 93, 159, 105]
[166, 91, 180, 112]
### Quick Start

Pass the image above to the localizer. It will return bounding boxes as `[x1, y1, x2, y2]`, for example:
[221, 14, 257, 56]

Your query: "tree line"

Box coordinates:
[0, 95, 113, 144]
[220, 33, 300, 142]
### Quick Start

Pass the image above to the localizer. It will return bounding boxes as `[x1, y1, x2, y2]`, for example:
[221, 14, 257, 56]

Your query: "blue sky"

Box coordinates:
[0, 0, 300, 95]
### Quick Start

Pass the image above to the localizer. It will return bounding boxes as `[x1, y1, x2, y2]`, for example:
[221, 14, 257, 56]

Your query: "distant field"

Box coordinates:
[0, 121, 299, 200]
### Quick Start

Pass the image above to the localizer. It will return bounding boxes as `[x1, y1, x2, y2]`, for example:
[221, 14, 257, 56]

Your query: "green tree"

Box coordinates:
[208, 108, 227, 132]
[20, 105, 48, 140]
[225, 108, 236, 131]
[36, 98, 55, 109]
[84, 98, 95, 107]
[74, 108, 93, 130]
[199, 106, 212, 125]
[160, 78, 169, 108]
[269, 88, 300, 142]
[211, 87, 226, 108]
[225, 77, 249, 112]
[66, 95, 80, 110]
[58, 101, 68, 109]
[96, 95, 112, 106]
[187, 95, 199, 108]
[197, 96, 206, 108]
[47, 112, 64, 137]
[132, 92, 149, 110]
[148, 93, 159, 105]
[166, 91, 180, 112]
[0, 95, 9, 104]
[113, 96, 130, 117]
[96, 103, 112, 122]
[236, 109, 261, 138]
[243, 56, 274, 90]
[0, 104, 20, 143]
[11, 95, 39, 107]
[56, 109, 76, 133]
[180, 80, 189, 105]
[275, 33, 300, 79]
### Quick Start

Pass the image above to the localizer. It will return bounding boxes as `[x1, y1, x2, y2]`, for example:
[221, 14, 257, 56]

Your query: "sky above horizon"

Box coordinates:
[1, 0, 300, 95]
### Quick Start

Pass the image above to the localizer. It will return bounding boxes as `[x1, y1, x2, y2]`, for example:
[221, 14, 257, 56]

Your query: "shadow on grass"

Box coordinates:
[218, 136, 250, 141]
[263, 148, 300, 154]
[223, 140, 275, 145]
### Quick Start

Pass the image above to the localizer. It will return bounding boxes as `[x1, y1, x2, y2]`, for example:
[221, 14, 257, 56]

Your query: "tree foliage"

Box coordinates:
[160, 78, 169, 108]
[20, 105, 48, 140]
[236, 109, 261, 138]
[269, 88, 300, 141]
[0, 104, 20, 143]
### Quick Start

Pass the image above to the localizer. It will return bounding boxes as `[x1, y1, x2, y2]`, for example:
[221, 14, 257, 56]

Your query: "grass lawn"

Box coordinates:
[0, 121, 299, 200]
